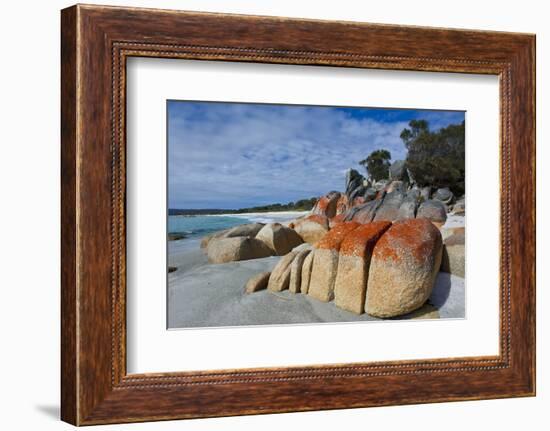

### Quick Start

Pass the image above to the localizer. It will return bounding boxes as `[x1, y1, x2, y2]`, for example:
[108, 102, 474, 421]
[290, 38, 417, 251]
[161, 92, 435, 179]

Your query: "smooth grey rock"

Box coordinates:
[373, 190, 405, 222]
[224, 223, 265, 238]
[420, 186, 432, 202]
[417, 199, 447, 223]
[349, 185, 366, 201]
[396, 195, 419, 220]
[363, 187, 378, 202]
[207, 237, 274, 264]
[244, 271, 271, 293]
[389, 160, 407, 180]
[256, 223, 304, 255]
[433, 187, 454, 205]
[373, 179, 390, 191]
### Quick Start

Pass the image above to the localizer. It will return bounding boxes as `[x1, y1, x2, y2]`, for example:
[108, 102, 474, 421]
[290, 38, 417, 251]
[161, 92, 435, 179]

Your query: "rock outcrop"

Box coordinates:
[308, 222, 360, 302]
[433, 187, 454, 205]
[200, 222, 264, 248]
[329, 213, 346, 228]
[441, 229, 465, 277]
[300, 251, 314, 294]
[224, 222, 265, 238]
[292, 215, 330, 244]
[420, 186, 432, 202]
[201, 228, 230, 249]
[336, 194, 349, 215]
[416, 199, 447, 224]
[231, 160, 464, 319]
[244, 271, 271, 293]
[373, 190, 405, 222]
[452, 197, 465, 215]
[396, 194, 419, 220]
[168, 232, 186, 241]
[207, 237, 274, 264]
[346, 199, 383, 224]
[345, 169, 365, 199]
[311, 191, 341, 218]
[289, 249, 312, 293]
[256, 223, 304, 255]
[389, 160, 407, 181]
[333, 221, 392, 314]
[365, 218, 443, 317]
[267, 251, 298, 292]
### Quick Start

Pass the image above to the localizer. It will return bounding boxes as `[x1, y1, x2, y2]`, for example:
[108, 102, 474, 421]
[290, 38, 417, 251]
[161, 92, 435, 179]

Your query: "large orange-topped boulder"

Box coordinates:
[333, 221, 392, 314]
[292, 214, 330, 244]
[311, 191, 341, 219]
[366, 218, 443, 317]
[308, 222, 360, 302]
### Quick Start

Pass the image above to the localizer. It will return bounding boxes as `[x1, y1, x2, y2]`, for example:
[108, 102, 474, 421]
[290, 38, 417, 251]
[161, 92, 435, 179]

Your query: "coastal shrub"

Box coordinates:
[359, 149, 391, 181]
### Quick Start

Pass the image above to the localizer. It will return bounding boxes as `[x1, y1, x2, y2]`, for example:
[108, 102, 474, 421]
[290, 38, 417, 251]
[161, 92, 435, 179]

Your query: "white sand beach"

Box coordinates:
[206, 210, 309, 225]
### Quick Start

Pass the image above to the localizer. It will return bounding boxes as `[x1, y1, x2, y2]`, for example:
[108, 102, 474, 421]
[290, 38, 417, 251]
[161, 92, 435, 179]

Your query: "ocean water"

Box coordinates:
[168, 215, 250, 238]
[168, 212, 307, 239]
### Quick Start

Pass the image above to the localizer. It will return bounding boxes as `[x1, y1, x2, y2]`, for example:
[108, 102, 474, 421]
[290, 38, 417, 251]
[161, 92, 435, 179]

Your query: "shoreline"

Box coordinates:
[168, 210, 310, 238]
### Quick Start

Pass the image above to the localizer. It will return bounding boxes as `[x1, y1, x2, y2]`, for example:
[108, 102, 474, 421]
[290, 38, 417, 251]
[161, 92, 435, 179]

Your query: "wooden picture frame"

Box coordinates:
[61, 4, 536, 425]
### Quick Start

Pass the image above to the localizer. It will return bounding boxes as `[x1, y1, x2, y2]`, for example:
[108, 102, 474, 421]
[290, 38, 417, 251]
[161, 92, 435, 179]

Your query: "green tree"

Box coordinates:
[359, 149, 391, 181]
[400, 119, 429, 148]
[401, 120, 465, 195]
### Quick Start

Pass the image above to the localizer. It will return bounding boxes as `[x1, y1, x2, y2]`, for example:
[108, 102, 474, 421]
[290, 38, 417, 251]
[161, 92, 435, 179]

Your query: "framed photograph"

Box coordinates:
[61, 4, 535, 425]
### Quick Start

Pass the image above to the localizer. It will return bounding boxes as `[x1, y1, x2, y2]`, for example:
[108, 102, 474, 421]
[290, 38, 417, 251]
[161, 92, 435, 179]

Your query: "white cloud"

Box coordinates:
[168, 102, 460, 209]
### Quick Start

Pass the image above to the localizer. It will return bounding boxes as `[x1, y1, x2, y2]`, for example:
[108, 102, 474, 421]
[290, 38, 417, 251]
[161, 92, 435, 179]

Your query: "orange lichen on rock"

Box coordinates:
[305, 214, 329, 228]
[292, 215, 330, 244]
[365, 218, 443, 317]
[333, 221, 392, 314]
[336, 194, 349, 215]
[308, 221, 360, 302]
[329, 213, 346, 228]
[339, 221, 392, 258]
[315, 221, 360, 251]
[371, 218, 441, 264]
[312, 192, 341, 218]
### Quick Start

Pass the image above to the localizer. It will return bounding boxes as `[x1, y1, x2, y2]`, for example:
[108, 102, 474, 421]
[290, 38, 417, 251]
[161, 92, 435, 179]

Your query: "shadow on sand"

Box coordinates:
[430, 272, 452, 310]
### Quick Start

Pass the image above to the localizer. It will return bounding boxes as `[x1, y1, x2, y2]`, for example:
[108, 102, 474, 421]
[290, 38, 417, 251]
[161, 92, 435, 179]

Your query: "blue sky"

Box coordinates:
[168, 101, 464, 209]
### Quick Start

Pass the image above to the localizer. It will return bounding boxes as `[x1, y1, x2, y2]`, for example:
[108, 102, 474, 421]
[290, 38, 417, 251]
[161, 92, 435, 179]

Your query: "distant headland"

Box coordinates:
[169, 198, 318, 216]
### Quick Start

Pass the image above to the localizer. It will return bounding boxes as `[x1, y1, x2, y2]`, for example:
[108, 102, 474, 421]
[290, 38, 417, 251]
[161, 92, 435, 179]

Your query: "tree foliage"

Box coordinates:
[401, 120, 465, 195]
[359, 149, 391, 181]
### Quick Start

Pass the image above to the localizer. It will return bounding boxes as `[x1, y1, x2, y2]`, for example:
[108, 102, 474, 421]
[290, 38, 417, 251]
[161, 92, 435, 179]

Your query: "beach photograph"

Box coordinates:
[167, 100, 466, 329]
